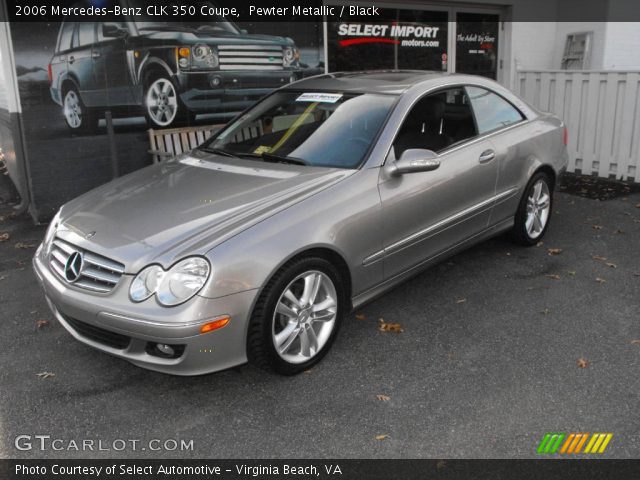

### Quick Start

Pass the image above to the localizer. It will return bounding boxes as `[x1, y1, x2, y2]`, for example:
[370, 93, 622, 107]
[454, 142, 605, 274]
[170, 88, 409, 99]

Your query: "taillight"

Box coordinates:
[47, 63, 52, 84]
[563, 126, 568, 146]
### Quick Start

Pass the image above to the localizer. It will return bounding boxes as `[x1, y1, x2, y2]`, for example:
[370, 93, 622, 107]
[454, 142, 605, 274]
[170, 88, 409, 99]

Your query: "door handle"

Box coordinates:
[479, 150, 495, 164]
[68, 55, 75, 64]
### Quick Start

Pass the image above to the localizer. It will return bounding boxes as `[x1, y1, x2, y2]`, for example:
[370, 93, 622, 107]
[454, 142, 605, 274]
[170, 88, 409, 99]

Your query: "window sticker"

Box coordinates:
[253, 145, 272, 155]
[296, 92, 343, 103]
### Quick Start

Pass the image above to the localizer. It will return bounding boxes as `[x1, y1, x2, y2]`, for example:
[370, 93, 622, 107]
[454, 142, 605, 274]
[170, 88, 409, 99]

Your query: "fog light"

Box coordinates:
[210, 76, 222, 87]
[178, 57, 189, 68]
[156, 344, 174, 356]
[200, 316, 230, 334]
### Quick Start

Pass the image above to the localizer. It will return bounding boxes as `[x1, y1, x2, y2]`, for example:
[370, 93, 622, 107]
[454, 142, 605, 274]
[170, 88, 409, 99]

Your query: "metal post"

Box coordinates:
[105, 110, 119, 179]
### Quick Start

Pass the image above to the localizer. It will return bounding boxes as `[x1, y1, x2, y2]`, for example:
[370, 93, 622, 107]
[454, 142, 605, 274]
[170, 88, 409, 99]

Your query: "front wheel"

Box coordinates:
[143, 76, 193, 128]
[511, 171, 554, 245]
[247, 257, 346, 375]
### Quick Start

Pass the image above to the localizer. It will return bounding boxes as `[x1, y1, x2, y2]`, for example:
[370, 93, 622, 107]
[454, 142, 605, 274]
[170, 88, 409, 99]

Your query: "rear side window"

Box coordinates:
[77, 23, 96, 47]
[58, 22, 76, 52]
[466, 86, 524, 134]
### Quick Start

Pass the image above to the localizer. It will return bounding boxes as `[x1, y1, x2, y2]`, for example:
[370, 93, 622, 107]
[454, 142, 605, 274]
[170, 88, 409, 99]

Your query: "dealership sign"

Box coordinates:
[337, 22, 441, 47]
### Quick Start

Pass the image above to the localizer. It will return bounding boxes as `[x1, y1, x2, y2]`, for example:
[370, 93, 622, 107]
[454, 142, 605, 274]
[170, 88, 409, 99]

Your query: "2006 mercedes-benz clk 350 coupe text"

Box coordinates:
[34, 71, 568, 375]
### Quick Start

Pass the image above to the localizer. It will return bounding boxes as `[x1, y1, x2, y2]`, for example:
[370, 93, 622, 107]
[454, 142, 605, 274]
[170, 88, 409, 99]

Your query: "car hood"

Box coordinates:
[57, 151, 354, 272]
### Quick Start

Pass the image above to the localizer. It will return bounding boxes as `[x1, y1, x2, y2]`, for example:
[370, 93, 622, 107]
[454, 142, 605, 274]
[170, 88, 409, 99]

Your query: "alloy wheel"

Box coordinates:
[525, 179, 551, 239]
[271, 270, 338, 364]
[146, 78, 178, 127]
[63, 90, 82, 128]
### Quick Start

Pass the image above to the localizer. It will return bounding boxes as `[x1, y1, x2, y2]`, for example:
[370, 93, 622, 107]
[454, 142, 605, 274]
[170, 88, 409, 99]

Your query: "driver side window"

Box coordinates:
[393, 87, 478, 158]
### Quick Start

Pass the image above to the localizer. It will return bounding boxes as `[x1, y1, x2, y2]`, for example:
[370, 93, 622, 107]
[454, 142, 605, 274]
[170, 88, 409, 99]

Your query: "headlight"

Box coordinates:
[44, 210, 61, 256]
[191, 44, 218, 70]
[282, 46, 298, 67]
[129, 257, 210, 306]
[129, 265, 164, 302]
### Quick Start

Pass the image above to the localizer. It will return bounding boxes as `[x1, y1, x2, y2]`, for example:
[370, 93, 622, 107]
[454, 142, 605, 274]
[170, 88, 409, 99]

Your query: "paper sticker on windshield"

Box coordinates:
[296, 93, 343, 103]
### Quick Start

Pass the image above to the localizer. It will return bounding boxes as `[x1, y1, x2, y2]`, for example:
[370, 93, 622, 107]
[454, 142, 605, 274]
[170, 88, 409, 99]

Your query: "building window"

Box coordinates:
[561, 32, 592, 70]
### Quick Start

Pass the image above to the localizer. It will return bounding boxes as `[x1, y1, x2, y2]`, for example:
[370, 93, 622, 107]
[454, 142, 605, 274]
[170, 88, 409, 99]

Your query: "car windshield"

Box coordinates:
[129, 1, 239, 34]
[200, 91, 396, 169]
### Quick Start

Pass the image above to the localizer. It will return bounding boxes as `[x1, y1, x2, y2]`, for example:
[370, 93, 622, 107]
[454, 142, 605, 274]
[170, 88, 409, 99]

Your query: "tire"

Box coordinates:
[143, 74, 193, 128]
[247, 257, 346, 375]
[62, 86, 98, 134]
[511, 171, 554, 246]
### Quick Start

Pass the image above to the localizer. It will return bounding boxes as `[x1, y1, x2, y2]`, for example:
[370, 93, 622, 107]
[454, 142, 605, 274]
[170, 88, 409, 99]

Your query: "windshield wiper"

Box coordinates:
[261, 153, 308, 166]
[200, 147, 237, 158]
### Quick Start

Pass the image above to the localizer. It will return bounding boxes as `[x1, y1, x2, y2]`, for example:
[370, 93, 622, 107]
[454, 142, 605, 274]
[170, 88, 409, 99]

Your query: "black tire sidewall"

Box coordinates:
[513, 171, 554, 246]
[249, 257, 346, 375]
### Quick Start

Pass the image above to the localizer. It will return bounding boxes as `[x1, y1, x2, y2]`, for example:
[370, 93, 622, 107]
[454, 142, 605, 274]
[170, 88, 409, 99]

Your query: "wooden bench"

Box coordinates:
[147, 124, 223, 163]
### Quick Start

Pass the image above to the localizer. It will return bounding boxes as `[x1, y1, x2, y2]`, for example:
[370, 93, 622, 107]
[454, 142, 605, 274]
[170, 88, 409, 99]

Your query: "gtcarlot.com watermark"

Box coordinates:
[15, 435, 194, 452]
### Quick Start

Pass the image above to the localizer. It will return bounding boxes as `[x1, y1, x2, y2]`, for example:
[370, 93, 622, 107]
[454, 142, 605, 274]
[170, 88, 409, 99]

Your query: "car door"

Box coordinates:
[69, 22, 100, 107]
[95, 22, 135, 106]
[378, 86, 499, 279]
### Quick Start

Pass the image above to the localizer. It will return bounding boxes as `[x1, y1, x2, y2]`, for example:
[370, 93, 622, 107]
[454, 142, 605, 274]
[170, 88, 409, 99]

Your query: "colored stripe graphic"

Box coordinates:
[539, 433, 613, 454]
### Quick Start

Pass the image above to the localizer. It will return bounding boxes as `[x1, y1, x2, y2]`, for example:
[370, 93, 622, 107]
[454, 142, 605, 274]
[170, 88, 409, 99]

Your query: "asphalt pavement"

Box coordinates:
[0, 172, 639, 459]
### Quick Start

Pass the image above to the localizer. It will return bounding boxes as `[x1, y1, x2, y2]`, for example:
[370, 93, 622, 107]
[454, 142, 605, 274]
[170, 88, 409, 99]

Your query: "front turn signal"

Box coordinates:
[200, 316, 230, 334]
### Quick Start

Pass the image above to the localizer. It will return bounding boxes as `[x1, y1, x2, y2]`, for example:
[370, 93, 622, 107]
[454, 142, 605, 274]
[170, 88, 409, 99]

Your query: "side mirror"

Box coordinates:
[102, 23, 128, 39]
[388, 149, 440, 176]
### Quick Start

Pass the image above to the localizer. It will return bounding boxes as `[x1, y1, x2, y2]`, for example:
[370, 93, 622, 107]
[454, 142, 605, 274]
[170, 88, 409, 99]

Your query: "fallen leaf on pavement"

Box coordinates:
[546, 274, 561, 280]
[547, 248, 563, 255]
[595, 277, 606, 283]
[0, 232, 9, 242]
[36, 320, 49, 329]
[355, 313, 366, 321]
[592, 225, 603, 230]
[375, 435, 389, 441]
[536, 241, 544, 247]
[577, 358, 589, 368]
[15, 242, 36, 249]
[567, 270, 577, 276]
[614, 229, 624, 234]
[376, 395, 390, 402]
[631, 340, 640, 345]
[541, 308, 550, 315]
[36, 372, 55, 379]
[303, 369, 312, 374]
[635, 203, 640, 208]
[592, 255, 607, 262]
[0, 275, 5, 282]
[379, 318, 403, 333]
[606, 262, 617, 269]
[456, 298, 467, 304]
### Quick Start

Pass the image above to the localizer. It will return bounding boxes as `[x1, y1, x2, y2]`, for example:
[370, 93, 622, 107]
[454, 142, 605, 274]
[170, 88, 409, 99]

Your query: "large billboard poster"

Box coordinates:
[328, 8, 448, 72]
[9, 15, 324, 219]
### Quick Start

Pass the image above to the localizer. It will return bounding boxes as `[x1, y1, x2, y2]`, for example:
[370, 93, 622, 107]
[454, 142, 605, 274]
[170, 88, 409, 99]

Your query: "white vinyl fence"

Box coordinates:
[515, 70, 640, 182]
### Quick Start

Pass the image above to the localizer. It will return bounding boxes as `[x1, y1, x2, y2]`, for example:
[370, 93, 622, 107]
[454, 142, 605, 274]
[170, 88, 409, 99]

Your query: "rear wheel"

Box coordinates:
[247, 257, 346, 375]
[512, 171, 553, 245]
[144, 75, 193, 128]
[63, 87, 98, 134]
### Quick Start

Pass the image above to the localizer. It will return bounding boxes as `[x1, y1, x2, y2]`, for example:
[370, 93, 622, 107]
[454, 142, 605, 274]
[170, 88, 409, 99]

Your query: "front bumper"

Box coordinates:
[33, 249, 257, 376]
[174, 69, 301, 114]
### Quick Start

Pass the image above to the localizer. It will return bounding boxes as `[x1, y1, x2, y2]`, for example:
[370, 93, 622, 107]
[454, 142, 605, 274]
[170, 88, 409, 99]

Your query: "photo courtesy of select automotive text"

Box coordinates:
[1, 0, 640, 478]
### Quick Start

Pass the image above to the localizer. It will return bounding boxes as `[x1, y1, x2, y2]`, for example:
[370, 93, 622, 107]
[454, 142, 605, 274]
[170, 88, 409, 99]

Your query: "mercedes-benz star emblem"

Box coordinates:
[64, 251, 84, 283]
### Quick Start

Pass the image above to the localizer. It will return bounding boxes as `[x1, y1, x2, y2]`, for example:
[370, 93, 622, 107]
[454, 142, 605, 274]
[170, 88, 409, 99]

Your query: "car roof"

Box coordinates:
[284, 70, 487, 95]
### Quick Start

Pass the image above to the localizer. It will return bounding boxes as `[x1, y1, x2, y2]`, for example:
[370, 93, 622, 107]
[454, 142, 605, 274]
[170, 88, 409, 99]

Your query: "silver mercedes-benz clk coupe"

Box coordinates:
[34, 71, 568, 375]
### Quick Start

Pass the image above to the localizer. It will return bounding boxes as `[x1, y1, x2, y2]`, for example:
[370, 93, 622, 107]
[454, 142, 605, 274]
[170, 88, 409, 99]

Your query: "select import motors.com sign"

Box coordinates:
[328, 8, 448, 71]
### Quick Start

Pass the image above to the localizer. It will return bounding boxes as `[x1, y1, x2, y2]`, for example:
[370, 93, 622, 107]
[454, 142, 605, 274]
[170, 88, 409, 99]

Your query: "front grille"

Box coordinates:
[217, 44, 284, 71]
[49, 238, 125, 293]
[61, 313, 131, 350]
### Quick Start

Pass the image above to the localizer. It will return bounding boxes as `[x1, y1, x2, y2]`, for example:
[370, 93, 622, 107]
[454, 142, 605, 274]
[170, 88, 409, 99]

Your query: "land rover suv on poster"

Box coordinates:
[49, 1, 302, 131]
